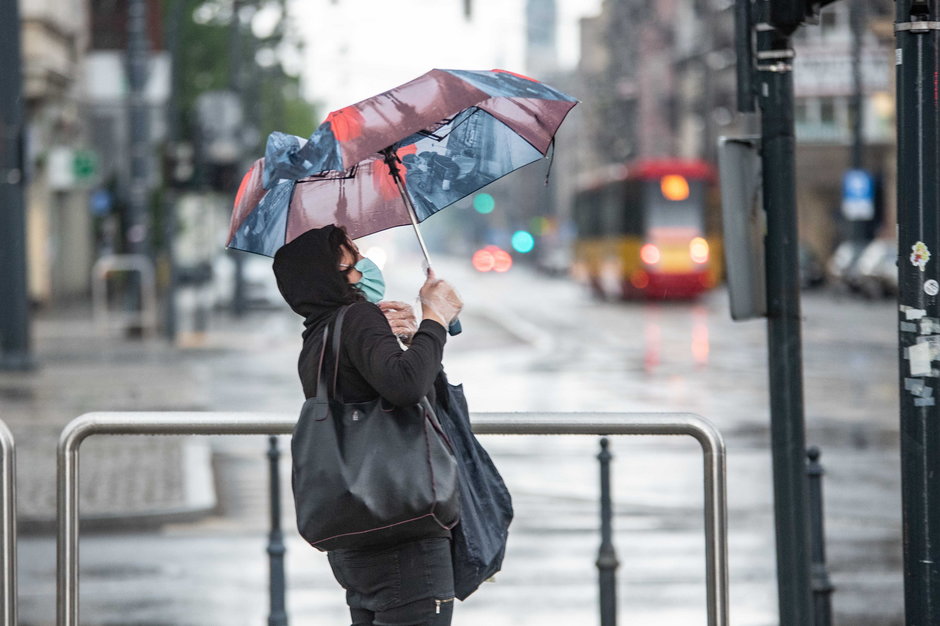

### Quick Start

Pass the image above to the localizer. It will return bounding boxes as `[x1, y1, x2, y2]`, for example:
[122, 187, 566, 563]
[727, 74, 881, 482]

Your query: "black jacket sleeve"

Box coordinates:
[340, 302, 446, 407]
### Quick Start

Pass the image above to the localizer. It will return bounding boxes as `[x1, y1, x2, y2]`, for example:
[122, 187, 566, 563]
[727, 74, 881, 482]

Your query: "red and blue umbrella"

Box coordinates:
[226, 68, 577, 261]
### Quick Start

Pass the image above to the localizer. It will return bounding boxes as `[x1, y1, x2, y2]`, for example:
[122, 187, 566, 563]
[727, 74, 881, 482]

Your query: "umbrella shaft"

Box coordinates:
[387, 156, 433, 269]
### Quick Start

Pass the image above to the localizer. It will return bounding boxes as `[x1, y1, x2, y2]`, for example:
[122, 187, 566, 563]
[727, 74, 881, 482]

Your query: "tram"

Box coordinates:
[572, 159, 723, 299]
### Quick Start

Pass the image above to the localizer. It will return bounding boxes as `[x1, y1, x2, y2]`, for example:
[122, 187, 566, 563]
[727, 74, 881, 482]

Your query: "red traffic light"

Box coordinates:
[472, 246, 513, 273]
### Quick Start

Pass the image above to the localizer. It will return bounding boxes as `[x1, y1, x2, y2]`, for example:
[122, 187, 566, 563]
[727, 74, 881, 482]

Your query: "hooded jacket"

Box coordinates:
[272, 225, 447, 405]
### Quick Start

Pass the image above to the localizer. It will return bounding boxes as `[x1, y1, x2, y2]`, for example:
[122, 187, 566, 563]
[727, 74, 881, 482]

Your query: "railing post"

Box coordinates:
[806, 446, 833, 626]
[0, 419, 16, 626]
[267, 435, 288, 626]
[597, 437, 619, 626]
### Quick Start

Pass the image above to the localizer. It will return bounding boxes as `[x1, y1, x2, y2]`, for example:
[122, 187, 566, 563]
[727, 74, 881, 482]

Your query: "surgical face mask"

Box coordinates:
[353, 257, 385, 303]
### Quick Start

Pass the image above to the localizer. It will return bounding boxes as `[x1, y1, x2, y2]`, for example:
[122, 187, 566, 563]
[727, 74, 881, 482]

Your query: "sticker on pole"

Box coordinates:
[926, 280, 939, 296]
[912, 241, 931, 272]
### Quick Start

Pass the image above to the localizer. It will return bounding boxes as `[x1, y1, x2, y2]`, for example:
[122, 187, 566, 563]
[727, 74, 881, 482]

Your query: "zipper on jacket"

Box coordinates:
[434, 598, 454, 614]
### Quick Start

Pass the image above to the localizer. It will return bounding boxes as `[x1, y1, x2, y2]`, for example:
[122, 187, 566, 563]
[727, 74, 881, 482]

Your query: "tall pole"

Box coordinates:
[848, 0, 869, 244]
[895, 1, 940, 623]
[230, 0, 247, 317]
[849, 0, 865, 171]
[164, 0, 185, 342]
[127, 0, 150, 257]
[0, 0, 34, 371]
[756, 1, 814, 623]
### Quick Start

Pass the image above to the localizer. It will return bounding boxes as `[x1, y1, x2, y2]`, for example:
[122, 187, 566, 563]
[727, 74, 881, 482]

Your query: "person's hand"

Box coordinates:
[378, 301, 418, 343]
[419, 268, 463, 327]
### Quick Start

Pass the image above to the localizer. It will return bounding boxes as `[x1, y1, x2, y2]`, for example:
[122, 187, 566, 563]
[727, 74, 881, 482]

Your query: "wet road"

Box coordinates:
[17, 246, 902, 625]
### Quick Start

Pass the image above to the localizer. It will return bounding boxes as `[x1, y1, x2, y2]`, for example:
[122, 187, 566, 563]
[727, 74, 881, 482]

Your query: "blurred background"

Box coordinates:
[1, 1, 906, 625]
[11, 0, 896, 315]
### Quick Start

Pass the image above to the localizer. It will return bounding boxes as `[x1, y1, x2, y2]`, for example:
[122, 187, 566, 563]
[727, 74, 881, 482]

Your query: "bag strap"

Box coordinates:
[330, 305, 351, 402]
[313, 324, 329, 402]
[313, 304, 351, 403]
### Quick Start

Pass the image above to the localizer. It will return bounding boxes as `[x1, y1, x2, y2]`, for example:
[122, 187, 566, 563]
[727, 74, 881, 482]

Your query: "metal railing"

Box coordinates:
[1, 419, 16, 626]
[57, 411, 728, 626]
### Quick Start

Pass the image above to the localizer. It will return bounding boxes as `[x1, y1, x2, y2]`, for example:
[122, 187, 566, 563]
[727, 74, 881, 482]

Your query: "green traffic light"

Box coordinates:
[511, 230, 535, 254]
[473, 193, 495, 214]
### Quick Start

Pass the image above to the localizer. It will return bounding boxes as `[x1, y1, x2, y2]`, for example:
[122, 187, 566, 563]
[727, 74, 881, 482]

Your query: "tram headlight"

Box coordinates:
[640, 243, 661, 265]
[690, 237, 709, 264]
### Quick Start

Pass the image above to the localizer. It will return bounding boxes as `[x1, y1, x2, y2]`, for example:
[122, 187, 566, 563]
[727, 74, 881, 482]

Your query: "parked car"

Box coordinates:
[856, 238, 898, 298]
[826, 240, 868, 293]
[210, 252, 284, 310]
[799, 244, 826, 289]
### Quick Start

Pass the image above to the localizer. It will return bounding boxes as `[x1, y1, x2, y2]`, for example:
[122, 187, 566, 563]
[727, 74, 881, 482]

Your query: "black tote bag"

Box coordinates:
[433, 373, 513, 600]
[291, 305, 460, 552]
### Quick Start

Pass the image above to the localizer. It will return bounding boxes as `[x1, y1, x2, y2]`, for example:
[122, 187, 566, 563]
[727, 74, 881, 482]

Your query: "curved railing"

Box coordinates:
[56, 411, 728, 626]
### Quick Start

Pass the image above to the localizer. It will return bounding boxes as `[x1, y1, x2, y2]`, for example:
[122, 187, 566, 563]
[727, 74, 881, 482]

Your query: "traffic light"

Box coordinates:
[769, 0, 840, 36]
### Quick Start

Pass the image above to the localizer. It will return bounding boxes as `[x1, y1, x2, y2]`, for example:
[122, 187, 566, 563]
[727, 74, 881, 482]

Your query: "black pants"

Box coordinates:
[327, 537, 455, 626]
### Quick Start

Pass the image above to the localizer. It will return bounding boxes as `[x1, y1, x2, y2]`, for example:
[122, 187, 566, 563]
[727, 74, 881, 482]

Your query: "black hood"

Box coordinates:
[272, 225, 362, 330]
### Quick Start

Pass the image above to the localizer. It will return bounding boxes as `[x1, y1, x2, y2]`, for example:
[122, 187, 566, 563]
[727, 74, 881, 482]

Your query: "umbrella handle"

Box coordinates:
[448, 318, 463, 336]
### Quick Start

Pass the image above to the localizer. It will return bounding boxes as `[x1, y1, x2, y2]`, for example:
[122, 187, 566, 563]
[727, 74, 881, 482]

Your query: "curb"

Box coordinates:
[18, 440, 217, 535]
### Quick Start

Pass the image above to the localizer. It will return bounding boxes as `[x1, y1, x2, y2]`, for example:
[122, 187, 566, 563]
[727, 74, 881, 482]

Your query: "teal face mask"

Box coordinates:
[353, 257, 386, 303]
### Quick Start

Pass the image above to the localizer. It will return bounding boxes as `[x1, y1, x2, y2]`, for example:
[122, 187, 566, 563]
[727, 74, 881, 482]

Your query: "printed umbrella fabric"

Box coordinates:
[226, 68, 578, 256]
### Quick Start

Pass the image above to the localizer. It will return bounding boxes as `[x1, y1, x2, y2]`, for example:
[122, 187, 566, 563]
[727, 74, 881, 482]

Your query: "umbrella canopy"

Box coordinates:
[226, 68, 578, 257]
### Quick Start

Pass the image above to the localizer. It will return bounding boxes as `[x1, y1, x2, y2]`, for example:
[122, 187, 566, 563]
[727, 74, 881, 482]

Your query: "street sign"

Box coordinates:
[842, 169, 875, 221]
[72, 150, 97, 181]
[718, 136, 766, 321]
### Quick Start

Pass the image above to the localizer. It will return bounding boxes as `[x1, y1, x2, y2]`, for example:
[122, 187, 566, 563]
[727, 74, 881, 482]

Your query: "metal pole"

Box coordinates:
[56, 411, 728, 626]
[895, 2, 940, 623]
[0, 0, 34, 371]
[267, 436, 288, 626]
[756, 2, 814, 623]
[806, 446, 833, 626]
[0, 419, 17, 626]
[126, 0, 150, 257]
[230, 0, 247, 317]
[163, 0, 186, 342]
[596, 437, 618, 626]
[848, 0, 869, 244]
[849, 1, 865, 171]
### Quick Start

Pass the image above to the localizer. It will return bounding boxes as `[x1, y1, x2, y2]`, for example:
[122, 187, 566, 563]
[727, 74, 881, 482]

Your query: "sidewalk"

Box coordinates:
[0, 305, 222, 532]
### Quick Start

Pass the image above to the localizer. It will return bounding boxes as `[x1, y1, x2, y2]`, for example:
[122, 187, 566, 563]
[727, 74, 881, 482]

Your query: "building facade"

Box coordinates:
[21, 0, 94, 303]
[575, 0, 896, 261]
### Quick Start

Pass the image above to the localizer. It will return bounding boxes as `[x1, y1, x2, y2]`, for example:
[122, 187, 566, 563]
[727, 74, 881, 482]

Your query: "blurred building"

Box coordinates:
[575, 0, 896, 261]
[791, 2, 895, 257]
[21, 0, 94, 303]
[18, 0, 166, 306]
[85, 0, 168, 212]
[576, 0, 740, 170]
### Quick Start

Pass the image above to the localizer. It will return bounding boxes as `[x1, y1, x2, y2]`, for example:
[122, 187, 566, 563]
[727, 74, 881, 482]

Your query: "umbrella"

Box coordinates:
[225, 68, 577, 264]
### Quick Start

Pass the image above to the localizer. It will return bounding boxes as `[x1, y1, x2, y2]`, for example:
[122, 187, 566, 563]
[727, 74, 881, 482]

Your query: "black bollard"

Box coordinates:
[806, 446, 833, 626]
[267, 436, 288, 626]
[596, 437, 619, 626]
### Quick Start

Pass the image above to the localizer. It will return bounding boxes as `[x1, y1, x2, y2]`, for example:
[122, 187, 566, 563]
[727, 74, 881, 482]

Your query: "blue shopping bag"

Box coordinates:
[434, 373, 513, 600]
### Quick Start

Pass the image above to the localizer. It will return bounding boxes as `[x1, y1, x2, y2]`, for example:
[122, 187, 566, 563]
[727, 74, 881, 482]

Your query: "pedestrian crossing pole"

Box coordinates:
[755, 2, 814, 622]
[895, 1, 940, 622]
[0, 0, 33, 371]
[736, 1, 817, 622]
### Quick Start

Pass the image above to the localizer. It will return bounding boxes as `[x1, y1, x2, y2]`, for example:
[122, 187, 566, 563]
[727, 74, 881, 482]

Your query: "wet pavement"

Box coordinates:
[7, 243, 904, 625]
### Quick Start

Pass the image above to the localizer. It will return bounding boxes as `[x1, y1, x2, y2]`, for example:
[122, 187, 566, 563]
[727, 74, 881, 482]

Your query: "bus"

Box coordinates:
[572, 159, 723, 300]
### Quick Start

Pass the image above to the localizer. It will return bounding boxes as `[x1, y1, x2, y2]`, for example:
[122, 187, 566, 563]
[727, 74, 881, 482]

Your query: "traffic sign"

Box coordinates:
[842, 169, 875, 221]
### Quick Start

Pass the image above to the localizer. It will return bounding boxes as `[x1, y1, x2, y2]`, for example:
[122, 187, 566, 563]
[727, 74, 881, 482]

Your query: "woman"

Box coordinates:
[272, 225, 463, 626]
